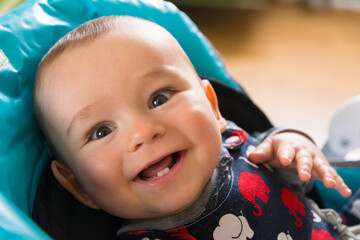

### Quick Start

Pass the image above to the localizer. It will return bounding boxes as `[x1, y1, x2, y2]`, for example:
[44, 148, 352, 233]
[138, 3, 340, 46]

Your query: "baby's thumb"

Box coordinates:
[248, 141, 274, 163]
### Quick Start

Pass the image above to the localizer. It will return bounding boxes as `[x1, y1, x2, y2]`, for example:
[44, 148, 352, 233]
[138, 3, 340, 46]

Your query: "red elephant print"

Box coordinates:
[281, 188, 305, 227]
[311, 229, 335, 240]
[229, 129, 248, 148]
[238, 172, 270, 216]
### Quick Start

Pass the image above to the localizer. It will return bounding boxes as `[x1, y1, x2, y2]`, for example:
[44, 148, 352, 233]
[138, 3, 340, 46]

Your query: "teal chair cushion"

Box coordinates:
[0, 0, 239, 238]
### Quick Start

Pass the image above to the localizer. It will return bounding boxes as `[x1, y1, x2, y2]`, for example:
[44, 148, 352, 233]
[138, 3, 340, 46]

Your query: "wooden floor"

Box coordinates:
[181, 2, 360, 146]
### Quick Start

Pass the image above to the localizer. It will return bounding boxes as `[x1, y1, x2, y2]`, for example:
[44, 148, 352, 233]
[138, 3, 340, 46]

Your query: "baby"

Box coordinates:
[33, 16, 354, 239]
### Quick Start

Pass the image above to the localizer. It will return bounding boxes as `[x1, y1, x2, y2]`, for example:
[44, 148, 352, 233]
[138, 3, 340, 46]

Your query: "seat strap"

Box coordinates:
[309, 199, 360, 240]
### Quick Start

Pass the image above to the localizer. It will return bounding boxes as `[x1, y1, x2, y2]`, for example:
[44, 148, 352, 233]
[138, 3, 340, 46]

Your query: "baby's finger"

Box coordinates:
[294, 150, 313, 181]
[325, 167, 352, 198]
[313, 157, 352, 197]
[335, 180, 352, 198]
[248, 140, 274, 163]
[313, 156, 335, 185]
[277, 147, 296, 166]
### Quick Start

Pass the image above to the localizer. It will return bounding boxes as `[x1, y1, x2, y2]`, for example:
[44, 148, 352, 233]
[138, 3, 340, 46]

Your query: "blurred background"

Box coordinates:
[1, 0, 359, 147]
[171, 0, 360, 147]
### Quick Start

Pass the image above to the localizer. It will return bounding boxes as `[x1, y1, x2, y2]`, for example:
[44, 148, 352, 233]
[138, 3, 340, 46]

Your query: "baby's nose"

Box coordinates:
[127, 120, 166, 152]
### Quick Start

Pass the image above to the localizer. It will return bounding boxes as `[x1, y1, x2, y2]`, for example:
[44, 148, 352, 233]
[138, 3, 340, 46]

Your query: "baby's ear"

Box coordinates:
[51, 160, 100, 210]
[202, 79, 227, 132]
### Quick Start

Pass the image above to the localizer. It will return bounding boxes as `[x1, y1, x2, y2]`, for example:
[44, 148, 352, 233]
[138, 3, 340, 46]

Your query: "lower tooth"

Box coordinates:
[157, 167, 170, 177]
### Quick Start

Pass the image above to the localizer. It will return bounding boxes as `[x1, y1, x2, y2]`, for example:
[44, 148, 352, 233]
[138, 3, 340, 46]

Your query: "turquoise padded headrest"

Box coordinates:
[0, 0, 238, 238]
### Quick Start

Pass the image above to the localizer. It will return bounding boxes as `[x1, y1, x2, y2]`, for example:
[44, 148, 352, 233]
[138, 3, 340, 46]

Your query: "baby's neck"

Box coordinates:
[118, 169, 218, 234]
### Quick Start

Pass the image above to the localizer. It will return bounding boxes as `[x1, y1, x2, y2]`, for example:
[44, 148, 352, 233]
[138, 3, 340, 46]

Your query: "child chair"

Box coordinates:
[1, 0, 358, 238]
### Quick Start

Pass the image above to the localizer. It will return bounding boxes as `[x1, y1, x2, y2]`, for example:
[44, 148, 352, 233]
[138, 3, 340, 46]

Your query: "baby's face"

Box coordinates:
[41, 27, 225, 219]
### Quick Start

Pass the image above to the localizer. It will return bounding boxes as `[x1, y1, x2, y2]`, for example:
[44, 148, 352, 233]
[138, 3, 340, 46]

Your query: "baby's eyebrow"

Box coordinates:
[139, 66, 179, 80]
[66, 103, 97, 136]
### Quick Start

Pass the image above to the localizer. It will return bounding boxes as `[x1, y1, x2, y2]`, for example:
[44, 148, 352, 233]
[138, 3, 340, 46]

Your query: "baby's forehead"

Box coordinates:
[57, 21, 182, 62]
[43, 17, 181, 68]
[39, 17, 194, 98]
[43, 29, 188, 85]
[50, 29, 187, 73]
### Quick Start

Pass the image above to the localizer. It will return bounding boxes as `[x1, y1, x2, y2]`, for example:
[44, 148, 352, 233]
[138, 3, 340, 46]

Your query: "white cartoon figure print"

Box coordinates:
[277, 232, 293, 240]
[213, 213, 254, 240]
[311, 210, 322, 223]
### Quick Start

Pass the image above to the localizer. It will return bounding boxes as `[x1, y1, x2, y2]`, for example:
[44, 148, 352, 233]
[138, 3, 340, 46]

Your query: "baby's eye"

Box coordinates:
[89, 125, 116, 141]
[149, 89, 175, 109]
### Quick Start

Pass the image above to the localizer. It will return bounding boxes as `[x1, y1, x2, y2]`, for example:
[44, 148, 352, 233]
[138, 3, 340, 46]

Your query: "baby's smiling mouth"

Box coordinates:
[138, 152, 180, 181]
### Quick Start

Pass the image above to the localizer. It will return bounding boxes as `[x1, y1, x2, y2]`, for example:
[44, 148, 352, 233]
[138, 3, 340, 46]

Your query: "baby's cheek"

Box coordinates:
[181, 102, 217, 129]
[77, 155, 118, 191]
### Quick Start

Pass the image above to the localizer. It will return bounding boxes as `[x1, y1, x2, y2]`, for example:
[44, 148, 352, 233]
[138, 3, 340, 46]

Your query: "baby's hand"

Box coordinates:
[248, 132, 352, 198]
